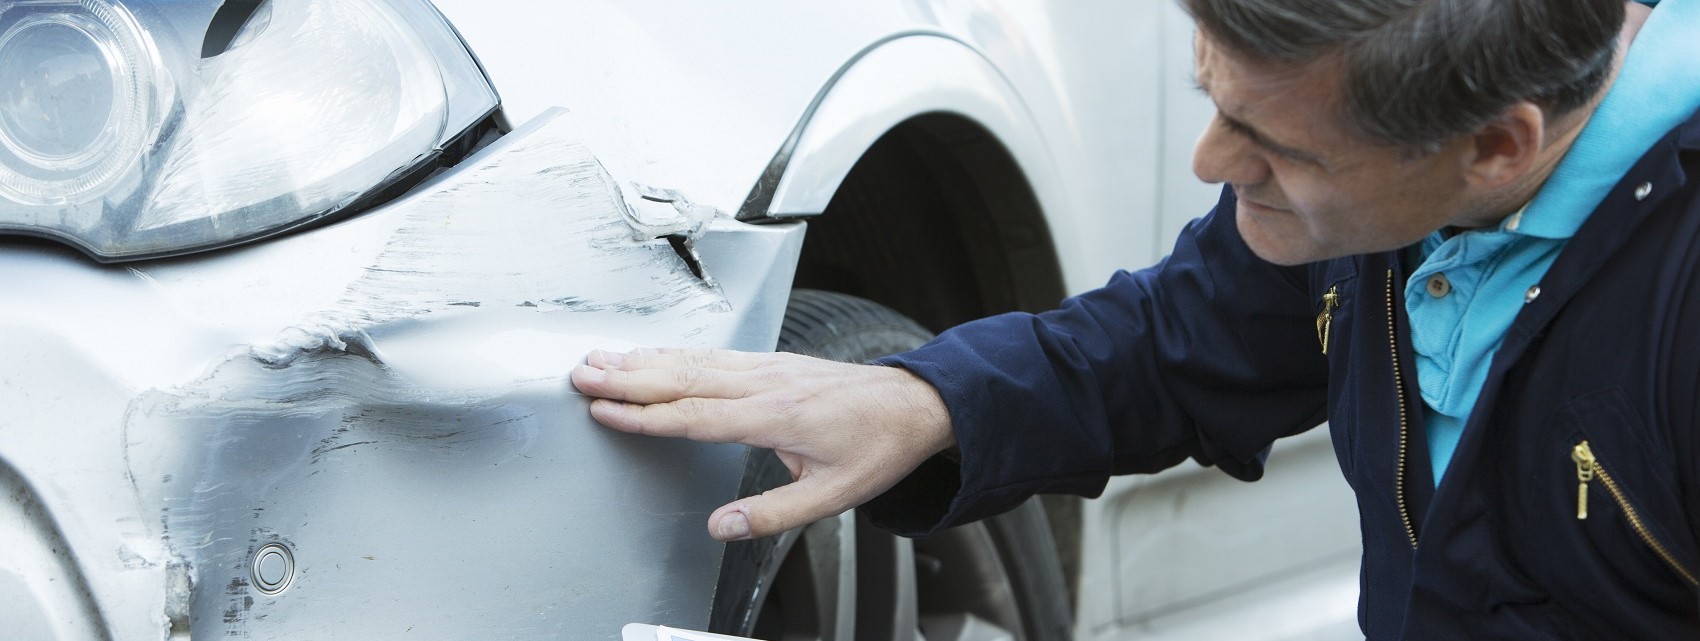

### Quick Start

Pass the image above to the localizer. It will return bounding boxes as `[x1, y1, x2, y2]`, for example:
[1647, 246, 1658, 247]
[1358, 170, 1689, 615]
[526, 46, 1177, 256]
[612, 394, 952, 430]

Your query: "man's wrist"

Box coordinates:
[884, 365, 957, 457]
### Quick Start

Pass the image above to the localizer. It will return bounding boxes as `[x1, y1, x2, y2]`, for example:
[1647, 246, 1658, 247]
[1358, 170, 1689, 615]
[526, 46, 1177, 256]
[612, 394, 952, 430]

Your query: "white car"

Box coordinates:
[0, 1, 1360, 639]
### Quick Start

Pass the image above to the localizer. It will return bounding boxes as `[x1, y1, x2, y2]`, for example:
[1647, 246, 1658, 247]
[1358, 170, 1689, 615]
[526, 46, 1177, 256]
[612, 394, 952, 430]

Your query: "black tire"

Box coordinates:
[710, 289, 1074, 641]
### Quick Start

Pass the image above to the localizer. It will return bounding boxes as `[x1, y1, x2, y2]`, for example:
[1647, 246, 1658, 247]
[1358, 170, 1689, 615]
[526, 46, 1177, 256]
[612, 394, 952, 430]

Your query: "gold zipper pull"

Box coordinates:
[1572, 441, 1596, 520]
[1317, 286, 1340, 355]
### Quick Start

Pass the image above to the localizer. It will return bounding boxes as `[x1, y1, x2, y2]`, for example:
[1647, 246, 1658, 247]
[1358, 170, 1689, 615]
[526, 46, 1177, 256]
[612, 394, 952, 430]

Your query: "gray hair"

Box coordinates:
[1182, 0, 1625, 153]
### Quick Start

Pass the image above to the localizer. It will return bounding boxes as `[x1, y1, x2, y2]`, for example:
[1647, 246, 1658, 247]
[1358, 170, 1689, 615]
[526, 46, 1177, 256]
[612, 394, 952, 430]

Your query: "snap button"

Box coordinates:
[1525, 285, 1541, 303]
[1635, 182, 1653, 201]
[1426, 273, 1451, 298]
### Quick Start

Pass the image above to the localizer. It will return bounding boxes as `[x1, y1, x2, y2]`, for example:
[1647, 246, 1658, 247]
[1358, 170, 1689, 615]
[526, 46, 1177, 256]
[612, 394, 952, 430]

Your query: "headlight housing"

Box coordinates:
[0, 0, 499, 261]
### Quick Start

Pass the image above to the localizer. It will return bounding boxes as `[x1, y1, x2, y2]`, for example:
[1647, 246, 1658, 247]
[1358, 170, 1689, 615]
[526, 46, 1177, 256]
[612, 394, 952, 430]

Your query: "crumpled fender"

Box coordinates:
[0, 108, 805, 640]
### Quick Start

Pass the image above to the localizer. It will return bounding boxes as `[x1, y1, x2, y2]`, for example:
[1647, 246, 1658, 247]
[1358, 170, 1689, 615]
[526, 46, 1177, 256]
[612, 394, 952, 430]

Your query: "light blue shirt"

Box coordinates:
[1409, 0, 1700, 485]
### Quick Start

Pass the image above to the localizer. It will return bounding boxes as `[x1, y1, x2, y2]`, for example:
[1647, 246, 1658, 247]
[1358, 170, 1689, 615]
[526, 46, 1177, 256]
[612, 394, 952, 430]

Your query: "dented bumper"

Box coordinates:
[0, 109, 804, 640]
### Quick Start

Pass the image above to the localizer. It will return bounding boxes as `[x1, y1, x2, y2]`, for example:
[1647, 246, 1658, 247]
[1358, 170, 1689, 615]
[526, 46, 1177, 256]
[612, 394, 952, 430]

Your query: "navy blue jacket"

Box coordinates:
[868, 108, 1700, 638]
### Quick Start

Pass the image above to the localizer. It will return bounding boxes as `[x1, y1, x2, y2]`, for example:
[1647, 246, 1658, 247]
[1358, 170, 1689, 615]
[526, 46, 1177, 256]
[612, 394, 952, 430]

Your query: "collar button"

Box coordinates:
[1426, 273, 1452, 298]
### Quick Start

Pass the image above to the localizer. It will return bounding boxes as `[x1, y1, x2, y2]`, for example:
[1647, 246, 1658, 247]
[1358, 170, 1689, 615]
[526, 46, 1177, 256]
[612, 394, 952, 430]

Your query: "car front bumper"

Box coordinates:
[0, 109, 805, 640]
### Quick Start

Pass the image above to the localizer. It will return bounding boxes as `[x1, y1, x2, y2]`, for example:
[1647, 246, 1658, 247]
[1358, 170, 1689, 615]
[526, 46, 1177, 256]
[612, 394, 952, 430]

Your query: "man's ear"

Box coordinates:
[1463, 102, 1546, 188]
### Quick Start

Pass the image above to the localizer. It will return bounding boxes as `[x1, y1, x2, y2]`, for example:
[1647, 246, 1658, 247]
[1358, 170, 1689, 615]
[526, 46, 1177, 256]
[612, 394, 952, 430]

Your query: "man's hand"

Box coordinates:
[569, 348, 955, 541]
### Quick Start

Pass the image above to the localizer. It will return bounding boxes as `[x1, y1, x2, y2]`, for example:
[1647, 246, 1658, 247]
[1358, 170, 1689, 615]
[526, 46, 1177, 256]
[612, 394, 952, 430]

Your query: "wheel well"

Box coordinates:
[791, 113, 1066, 333]
[790, 113, 1081, 609]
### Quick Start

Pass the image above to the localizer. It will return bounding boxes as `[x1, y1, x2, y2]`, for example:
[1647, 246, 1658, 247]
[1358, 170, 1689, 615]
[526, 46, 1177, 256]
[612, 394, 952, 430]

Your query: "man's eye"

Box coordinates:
[1220, 119, 1267, 148]
[1220, 118, 1263, 144]
[1221, 119, 1313, 164]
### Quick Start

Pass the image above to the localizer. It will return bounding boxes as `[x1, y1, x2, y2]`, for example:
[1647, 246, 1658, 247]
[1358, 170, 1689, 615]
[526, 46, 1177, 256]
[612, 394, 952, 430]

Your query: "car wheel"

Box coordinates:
[709, 289, 1074, 641]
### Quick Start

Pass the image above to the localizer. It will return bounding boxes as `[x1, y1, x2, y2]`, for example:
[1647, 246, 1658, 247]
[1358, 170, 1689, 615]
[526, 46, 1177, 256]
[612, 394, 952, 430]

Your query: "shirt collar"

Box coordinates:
[1511, 0, 1698, 240]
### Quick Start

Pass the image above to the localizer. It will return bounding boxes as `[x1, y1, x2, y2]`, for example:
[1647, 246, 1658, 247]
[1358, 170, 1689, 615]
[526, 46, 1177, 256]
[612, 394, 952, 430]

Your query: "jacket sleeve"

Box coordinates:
[862, 188, 1331, 537]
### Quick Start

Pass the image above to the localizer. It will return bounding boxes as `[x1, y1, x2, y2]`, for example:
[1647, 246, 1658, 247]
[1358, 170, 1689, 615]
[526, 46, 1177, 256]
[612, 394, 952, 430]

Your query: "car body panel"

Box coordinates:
[0, 110, 803, 639]
[1074, 429, 1363, 641]
[432, 0, 1176, 293]
[759, 34, 1066, 227]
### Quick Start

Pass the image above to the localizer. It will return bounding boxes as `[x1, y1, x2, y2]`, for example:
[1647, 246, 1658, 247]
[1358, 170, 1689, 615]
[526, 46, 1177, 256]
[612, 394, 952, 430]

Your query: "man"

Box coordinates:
[572, 0, 1700, 636]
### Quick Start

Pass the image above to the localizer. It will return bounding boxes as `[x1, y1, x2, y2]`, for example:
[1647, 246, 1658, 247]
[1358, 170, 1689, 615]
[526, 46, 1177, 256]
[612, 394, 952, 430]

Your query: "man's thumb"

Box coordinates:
[708, 479, 849, 541]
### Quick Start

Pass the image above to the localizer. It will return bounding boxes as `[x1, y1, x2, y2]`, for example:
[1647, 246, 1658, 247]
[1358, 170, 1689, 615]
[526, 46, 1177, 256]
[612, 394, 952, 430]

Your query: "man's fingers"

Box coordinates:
[587, 397, 763, 445]
[571, 362, 753, 404]
[589, 348, 767, 372]
[707, 476, 856, 541]
[574, 347, 941, 543]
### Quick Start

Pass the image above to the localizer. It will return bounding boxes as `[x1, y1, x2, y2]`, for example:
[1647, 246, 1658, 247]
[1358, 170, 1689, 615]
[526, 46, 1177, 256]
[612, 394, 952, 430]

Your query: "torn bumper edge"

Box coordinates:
[0, 107, 807, 640]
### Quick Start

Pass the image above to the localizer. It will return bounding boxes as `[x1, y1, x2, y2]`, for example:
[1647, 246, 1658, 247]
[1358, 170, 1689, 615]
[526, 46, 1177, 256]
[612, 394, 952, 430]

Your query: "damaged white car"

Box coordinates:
[0, 1, 1360, 640]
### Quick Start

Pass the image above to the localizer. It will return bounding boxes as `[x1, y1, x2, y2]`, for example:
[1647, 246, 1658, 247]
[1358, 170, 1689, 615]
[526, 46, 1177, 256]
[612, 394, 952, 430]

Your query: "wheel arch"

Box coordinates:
[745, 34, 1082, 607]
[793, 114, 1065, 331]
[750, 34, 1070, 329]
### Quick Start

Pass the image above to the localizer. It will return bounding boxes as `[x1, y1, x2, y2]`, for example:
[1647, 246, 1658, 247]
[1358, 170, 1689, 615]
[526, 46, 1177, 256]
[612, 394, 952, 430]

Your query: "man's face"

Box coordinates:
[1191, 35, 1479, 265]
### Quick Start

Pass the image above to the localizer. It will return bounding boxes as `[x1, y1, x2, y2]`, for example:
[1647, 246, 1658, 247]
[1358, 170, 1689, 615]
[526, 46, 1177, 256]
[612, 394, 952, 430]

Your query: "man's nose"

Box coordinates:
[1192, 116, 1269, 186]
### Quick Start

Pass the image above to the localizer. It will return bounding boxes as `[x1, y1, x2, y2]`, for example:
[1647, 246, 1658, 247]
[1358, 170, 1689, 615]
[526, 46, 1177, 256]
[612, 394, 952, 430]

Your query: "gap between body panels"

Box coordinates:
[624, 183, 723, 285]
[665, 234, 708, 281]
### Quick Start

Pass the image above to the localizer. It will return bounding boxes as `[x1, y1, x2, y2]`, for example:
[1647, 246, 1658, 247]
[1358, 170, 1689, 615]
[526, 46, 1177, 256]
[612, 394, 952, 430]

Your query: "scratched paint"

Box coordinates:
[0, 109, 805, 639]
[250, 124, 731, 371]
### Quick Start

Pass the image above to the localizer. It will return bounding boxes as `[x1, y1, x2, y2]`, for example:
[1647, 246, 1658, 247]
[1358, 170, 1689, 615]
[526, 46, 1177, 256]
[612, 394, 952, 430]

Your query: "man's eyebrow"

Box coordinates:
[1191, 77, 1326, 165]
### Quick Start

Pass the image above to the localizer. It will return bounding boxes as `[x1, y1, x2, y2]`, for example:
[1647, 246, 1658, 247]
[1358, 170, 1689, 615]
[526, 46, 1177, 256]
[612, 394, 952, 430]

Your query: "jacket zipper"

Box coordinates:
[1571, 440, 1700, 586]
[1317, 285, 1340, 354]
[1386, 270, 1418, 549]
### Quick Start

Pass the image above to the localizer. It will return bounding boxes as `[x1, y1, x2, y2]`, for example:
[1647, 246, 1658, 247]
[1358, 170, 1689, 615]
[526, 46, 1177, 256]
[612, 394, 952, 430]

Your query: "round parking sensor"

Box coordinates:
[251, 543, 295, 595]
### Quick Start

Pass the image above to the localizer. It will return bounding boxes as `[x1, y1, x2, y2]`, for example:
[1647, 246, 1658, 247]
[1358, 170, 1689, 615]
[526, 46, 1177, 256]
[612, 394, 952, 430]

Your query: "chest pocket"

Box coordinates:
[1312, 260, 1359, 357]
[1313, 260, 1360, 477]
[1502, 387, 1700, 630]
[1568, 438, 1697, 583]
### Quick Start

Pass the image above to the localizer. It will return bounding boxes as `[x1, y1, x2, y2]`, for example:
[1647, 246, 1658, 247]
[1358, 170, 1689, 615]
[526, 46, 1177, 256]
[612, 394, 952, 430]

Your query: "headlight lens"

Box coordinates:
[0, 0, 499, 261]
[0, 4, 153, 205]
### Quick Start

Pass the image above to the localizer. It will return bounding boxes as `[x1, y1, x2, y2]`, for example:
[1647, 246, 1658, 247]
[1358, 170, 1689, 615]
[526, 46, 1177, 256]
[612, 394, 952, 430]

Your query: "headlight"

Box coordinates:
[0, 0, 499, 261]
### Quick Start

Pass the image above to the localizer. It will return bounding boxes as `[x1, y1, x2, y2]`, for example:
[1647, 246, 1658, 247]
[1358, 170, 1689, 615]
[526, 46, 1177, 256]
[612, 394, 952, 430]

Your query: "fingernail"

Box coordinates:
[718, 511, 751, 540]
[577, 365, 606, 383]
[590, 399, 625, 418]
[597, 350, 624, 367]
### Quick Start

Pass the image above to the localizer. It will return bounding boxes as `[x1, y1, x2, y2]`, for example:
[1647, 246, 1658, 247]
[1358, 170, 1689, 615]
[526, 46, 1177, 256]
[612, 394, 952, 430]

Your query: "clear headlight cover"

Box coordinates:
[0, 0, 498, 261]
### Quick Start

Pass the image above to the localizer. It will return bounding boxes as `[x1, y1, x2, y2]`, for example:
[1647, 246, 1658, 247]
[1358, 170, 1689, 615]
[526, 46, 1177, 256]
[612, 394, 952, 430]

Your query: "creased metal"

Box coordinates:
[0, 108, 806, 639]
